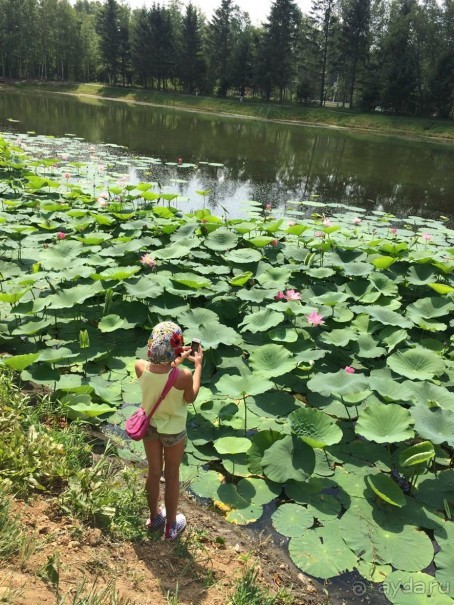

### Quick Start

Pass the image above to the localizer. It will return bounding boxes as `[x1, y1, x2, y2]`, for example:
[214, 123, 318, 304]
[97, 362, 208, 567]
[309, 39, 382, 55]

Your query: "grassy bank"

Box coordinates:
[9, 81, 454, 142]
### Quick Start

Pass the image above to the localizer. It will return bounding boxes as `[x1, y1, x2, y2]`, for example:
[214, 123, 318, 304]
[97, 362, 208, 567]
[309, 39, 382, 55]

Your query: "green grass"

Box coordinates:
[228, 566, 296, 605]
[10, 81, 454, 142]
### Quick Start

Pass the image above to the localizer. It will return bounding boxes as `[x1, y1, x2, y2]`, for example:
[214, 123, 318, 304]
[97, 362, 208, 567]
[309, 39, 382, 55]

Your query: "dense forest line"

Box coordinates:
[1, 0, 453, 118]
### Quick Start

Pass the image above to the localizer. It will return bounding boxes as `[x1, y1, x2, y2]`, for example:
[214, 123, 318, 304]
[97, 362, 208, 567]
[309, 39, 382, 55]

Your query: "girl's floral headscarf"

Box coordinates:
[147, 321, 184, 365]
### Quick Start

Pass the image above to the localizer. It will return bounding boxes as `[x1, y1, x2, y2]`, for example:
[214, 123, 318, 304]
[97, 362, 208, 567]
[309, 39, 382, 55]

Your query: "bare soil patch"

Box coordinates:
[0, 492, 325, 605]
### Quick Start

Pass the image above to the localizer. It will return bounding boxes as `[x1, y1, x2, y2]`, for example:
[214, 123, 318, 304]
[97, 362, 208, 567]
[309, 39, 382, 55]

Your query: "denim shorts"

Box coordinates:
[143, 425, 187, 447]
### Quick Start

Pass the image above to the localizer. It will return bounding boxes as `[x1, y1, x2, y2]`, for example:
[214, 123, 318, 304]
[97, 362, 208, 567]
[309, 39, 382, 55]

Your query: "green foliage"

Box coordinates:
[0, 491, 26, 561]
[228, 566, 290, 605]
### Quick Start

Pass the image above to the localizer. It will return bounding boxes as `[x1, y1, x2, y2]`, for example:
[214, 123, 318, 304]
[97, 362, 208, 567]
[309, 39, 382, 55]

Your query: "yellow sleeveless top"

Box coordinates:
[139, 367, 187, 434]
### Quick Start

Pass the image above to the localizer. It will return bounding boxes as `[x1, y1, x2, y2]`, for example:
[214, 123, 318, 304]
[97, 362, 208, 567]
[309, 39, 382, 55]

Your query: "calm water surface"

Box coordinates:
[0, 88, 453, 221]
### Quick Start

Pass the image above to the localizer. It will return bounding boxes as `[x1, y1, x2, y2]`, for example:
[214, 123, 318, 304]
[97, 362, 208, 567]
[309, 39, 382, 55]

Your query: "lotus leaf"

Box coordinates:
[45, 282, 104, 309]
[271, 503, 314, 537]
[247, 390, 299, 418]
[240, 308, 285, 334]
[356, 561, 392, 583]
[356, 402, 414, 443]
[289, 525, 358, 579]
[214, 436, 252, 455]
[414, 470, 454, 511]
[434, 524, 454, 597]
[124, 275, 165, 299]
[225, 502, 263, 524]
[319, 328, 357, 347]
[236, 477, 281, 505]
[221, 453, 253, 477]
[247, 430, 286, 474]
[171, 273, 212, 289]
[384, 571, 453, 604]
[268, 327, 299, 343]
[37, 347, 78, 363]
[3, 353, 40, 371]
[388, 348, 446, 380]
[307, 370, 369, 398]
[224, 248, 262, 263]
[189, 321, 240, 349]
[399, 441, 435, 468]
[404, 381, 454, 410]
[249, 344, 297, 378]
[98, 314, 125, 333]
[407, 296, 454, 319]
[379, 327, 408, 351]
[190, 470, 222, 499]
[366, 473, 406, 507]
[410, 406, 454, 446]
[290, 407, 343, 448]
[228, 272, 253, 286]
[90, 266, 141, 281]
[12, 317, 53, 336]
[216, 373, 274, 398]
[179, 308, 219, 330]
[204, 228, 238, 251]
[261, 435, 315, 483]
[428, 283, 454, 295]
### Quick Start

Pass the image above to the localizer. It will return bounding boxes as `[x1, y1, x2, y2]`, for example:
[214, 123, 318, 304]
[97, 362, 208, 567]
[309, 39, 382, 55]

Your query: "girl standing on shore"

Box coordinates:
[135, 321, 203, 540]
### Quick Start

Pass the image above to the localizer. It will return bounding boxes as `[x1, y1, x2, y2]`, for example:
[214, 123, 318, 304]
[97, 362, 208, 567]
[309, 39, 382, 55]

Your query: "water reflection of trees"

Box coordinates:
[2, 90, 453, 220]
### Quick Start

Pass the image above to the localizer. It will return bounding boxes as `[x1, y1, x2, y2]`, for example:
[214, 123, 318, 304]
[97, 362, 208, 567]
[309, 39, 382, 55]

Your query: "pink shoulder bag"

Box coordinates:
[125, 366, 179, 441]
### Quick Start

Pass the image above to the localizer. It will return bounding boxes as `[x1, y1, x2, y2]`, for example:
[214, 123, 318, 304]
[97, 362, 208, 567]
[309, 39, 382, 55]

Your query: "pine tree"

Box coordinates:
[310, 0, 339, 105]
[178, 3, 206, 94]
[97, 0, 121, 84]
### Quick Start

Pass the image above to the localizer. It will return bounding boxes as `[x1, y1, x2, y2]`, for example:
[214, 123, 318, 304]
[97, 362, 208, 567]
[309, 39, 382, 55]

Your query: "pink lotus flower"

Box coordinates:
[270, 239, 279, 247]
[57, 232, 66, 240]
[140, 254, 156, 269]
[64, 173, 71, 180]
[345, 366, 355, 374]
[353, 217, 362, 225]
[315, 231, 325, 238]
[288, 220, 296, 227]
[285, 289, 301, 300]
[275, 291, 285, 300]
[421, 232, 432, 241]
[306, 310, 325, 326]
[178, 157, 183, 165]
[99, 192, 109, 199]
[322, 218, 333, 227]
[97, 197, 108, 206]
[390, 227, 397, 235]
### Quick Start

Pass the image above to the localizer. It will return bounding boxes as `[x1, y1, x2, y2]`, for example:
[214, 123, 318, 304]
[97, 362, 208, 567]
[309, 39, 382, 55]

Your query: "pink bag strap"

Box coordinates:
[146, 366, 179, 420]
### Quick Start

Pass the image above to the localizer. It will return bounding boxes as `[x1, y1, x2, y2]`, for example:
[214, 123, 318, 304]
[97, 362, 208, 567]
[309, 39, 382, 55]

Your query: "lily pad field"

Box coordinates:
[1, 131, 453, 603]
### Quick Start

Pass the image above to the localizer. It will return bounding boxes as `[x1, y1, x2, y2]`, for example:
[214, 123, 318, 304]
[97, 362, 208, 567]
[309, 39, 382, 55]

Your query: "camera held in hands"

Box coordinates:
[191, 338, 201, 355]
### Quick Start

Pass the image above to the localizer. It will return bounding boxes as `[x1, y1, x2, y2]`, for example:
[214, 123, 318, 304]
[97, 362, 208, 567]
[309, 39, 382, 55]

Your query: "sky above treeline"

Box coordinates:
[123, 0, 313, 25]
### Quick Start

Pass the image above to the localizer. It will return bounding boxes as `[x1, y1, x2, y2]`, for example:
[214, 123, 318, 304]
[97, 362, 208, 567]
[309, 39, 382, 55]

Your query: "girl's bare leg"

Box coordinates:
[143, 438, 164, 518]
[163, 438, 186, 524]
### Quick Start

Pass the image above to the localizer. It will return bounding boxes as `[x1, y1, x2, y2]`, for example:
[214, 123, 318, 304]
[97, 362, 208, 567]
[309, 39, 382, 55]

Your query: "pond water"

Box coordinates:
[1, 88, 454, 222]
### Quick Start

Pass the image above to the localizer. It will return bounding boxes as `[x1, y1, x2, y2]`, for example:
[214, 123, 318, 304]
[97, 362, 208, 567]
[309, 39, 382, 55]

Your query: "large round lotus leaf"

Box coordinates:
[236, 287, 276, 302]
[149, 293, 190, 317]
[387, 348, 446, 380]
[407, 296, 454, 319]
[3, 353, 40, 371]
[319, 328, 357, 347]
[334, 465, 378, 499]
[355, 334, 387, 359]
[290, 407, 343, 448]
[341, 261, 374, 276]
[221, 453, 253, 477]
[98, 314, 125, 333]
[404, 381, 454, 411]
[225, 503, 263, 525]
[179, 307, 219, 330]
[255, 264, 294, 287]
[39, 240, 84, 270]
[189, 470, 222, 499]
[379, 326, 408, 351]
[240, 308, 285, 334]
[249, 344, 297, 378]
[366, 473, 406, 507]
[66, 401, 116, 421]
[373, 525, 434, 572]
[271, 503, 314, 537]
[289, 525, 358, 579]
[247, 391, 299, 417]
[268, 327, 299, 343]
[307, 370, 369, 398]
[37, 347, 78, 363]
[204, 228, 238, 251]
[356, 402, 414, 444]
[261, 435, 315, 483]
[365, 305, 413, 328]
[236, 477, 281, 506]
[414, 469, 454, 510]
[187, 321, 240, 350]
[369, 273, 399, 296]
[305, 494, 341, 522]
[368, 371, 413, 402]
[410, 406, 454, 446]
[171, 272, 212, 289]
[398, 441, 435, 468]
[406, 264, 439, 285]
[214, 436, 252, 455]
[357, 561, 392, 583]
[46, 281, 103, 309]
[247, 430, 285, 474]
[91, 266, 141, 281]
[216, 372, 274, 398]
[384, 571, 453, 604]
[12, 317, 53, 336]
[434, 524, 454, 597]
[224, 248, 262, 263]
[153, 244, 194, 259]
